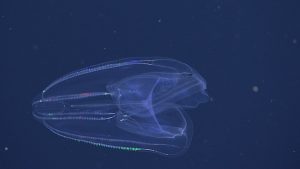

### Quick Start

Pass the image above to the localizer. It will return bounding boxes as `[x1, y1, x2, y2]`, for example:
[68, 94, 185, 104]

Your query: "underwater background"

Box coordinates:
[1, 0, 299, 169]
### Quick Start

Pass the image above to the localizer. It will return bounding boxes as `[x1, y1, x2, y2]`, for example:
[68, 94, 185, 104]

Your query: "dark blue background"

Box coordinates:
[1, 0, 299, 169]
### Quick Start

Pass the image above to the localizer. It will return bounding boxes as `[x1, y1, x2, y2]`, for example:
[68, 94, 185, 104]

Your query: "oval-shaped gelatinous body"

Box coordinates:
[32, 57, 208, 156]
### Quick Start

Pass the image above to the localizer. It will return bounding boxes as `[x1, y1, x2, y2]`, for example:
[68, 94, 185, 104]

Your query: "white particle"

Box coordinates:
[252, 86, 259, 93]
[292, 38, 297, 44]
[157, 18, 162, 23]
[32, 44, 39, 51]
[4, 147, 8, 151]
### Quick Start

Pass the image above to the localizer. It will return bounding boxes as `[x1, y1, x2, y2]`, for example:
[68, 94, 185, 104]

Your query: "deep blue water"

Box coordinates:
[1, 0, 299, 169]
